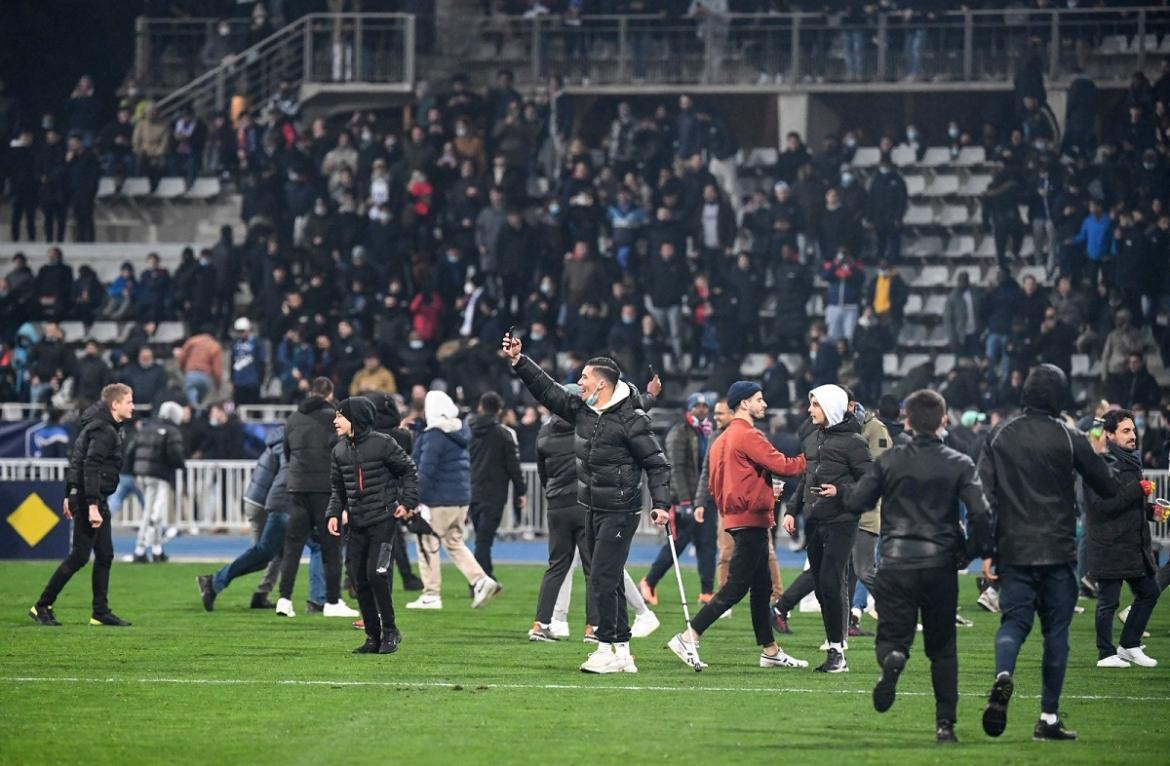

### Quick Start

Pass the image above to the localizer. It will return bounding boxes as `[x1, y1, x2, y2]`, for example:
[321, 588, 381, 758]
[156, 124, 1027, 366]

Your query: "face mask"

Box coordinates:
[530, 332, 545, 342]
[948, 127, 960, 139]
[1144, 162, 1156, 170]
[853, 403, 866, 424]
[879, 165, 891, 174]
[1135, 416, 1147, 431]
[841, 173, 854, 187]
[455, 127, 468, 137]
[539, 282, 552, 295]
[314, 205, 326, 216]
[623, 316, 635, 325]
[585, 388, 601, 407]
[409, 340, 424, 350]
[844, 137, 857, 148]
[907, 131, 919, 142]
[548, 203, 560, 215]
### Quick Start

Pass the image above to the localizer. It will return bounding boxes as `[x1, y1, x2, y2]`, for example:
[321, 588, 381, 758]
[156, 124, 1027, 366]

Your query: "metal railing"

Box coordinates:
[3, 460, 1168, 547]
[151, 13, 415, 122]
[434, 7, 1169, 85]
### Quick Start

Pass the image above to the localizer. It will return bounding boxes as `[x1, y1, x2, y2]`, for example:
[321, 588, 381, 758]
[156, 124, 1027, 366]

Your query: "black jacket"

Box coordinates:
[469, 413, 526, 506]
[789, 418, 873, 525]
[283, 396, 338, 493]
[845, 434, 992, 570]
[513, 355, 671, 513]
[978, 366, 1117, 567]
[326, 398, 420, 529]
[65, 403, 124, 506]
[1085, 443, 1156, 580]
[536, 416, 576, 505]
[130, 418, 185, 481]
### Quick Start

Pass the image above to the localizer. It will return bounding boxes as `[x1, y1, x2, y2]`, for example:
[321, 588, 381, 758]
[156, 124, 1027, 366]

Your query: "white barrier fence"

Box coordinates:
[2, 460, 1167, 548]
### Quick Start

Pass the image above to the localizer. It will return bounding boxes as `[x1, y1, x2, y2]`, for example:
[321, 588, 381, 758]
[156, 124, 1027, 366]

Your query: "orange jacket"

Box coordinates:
[177, 334, 223, 384]
[709, 418, 806, 529]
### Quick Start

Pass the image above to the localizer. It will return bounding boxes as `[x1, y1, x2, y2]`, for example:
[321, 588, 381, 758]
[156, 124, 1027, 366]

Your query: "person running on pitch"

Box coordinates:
[504, 333, 671, 674]
[326, 397, 420, 655]
[31, 384, 136, 627]
[830, 389, 993, 744]
[665, 381, 806, 670]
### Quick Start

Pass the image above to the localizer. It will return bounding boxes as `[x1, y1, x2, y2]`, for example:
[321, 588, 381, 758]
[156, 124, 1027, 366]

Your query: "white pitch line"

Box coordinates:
[3, 676, 1168, 702]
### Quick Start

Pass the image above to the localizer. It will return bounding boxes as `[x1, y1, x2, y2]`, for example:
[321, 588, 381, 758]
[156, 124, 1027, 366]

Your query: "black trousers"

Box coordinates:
[469, 498, 505, 578]
[588, 511, 641, 644]
[874, 565, 959, 724]
[347, 518, 397, 640]
[11, 195, 37, 241]
[38, 499, 114, 615]
[72, 198, 95, 242]
[806, 520, 856, 645]
[775, 568, 815, 614]
[535, 501, 596, 626]
[42, 202, 66, 242]
[691, 527, 775, 646]
[279, 492, 341, 603]
[393, 522, 415, 580]
[1095, 575, 1161, 658]
[646, 507, 717, 593]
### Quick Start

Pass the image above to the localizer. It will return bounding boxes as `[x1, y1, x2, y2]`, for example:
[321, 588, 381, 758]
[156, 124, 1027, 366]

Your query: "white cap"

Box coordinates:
[233, 317, 251, 332]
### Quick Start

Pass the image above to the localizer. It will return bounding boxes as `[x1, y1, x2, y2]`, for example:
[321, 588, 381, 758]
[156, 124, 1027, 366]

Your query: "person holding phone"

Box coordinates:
[503, 331, 672, 674]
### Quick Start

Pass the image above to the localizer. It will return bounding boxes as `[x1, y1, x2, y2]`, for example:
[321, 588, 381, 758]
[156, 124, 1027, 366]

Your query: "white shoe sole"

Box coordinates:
[472, 581, 502, 609]
[406, 601, 442, 610]
[666, 634, 707, 669]
[1096, 656, 1131, 668]
[760, 653, 808, 669]
[630, 611, 660, 638]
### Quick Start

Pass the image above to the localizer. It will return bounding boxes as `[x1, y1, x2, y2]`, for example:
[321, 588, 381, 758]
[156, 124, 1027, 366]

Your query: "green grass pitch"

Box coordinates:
[1, 561, 1167, 765]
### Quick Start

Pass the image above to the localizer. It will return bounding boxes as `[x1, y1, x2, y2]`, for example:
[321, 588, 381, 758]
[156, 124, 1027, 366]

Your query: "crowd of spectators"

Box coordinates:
[1, 6, 1169, 470]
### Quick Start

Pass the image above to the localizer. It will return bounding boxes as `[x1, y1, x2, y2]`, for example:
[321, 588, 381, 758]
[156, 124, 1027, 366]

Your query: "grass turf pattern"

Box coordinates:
[1, 561, 1167, 765]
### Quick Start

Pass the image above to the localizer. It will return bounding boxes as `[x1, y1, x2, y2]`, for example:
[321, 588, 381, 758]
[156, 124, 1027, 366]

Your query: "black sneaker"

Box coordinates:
[402, 575, 424, 592]
[29, 604, 60, 626]
[936, 720, 958, 744]
[378, 630, 402, 654]
[89, 612, 131, 627]
[849, 613, 874, 637]
[153, 551, 169, 563]
[1033, 718, 1078, 741]
[132, 553, 150, 564]
[814, 648, 848, 673]
[352, 637, 380, 654]
[196, 575, 217, 612]
[250, 593, 276, 609]
[306, 600, 324, 614]
[873, 650, 906, 712]
[771, 604, 791, 634]
[982, 672, 1014, 737]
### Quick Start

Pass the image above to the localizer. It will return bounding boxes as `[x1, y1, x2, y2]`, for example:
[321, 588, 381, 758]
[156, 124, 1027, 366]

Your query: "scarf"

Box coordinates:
[1106, 439, 1143, 472]
[687, 412, 712, 471]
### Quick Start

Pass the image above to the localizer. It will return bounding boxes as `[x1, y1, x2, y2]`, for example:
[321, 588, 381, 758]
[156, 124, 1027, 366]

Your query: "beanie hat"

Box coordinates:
[686, 392, 709, 411]
[726, 381, 762, 412]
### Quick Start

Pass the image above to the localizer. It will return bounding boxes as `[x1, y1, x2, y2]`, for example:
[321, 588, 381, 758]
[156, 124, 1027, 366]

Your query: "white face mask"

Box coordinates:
[948, 126, 960, 139]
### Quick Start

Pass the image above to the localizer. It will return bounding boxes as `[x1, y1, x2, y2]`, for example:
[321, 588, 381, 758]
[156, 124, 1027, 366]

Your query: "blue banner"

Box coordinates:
[0, 481, 69, 559]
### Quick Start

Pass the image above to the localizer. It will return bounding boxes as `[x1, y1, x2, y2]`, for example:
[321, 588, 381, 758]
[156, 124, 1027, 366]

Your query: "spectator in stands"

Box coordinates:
[944, 270, 980, 357]
[818, 188, 860, 263]
[27, 322, 74, 404]
[822, 247, 864, 342]
[64, 75, 99, 146]
[10, 130, 38, 241]
[808, 321, 841, 387]
[73, 340, 112, 404]
[1034, 305, 1077, 377]
[983, 268, 1023, 379]
[646, 240, 689, 370]
[1067, 198, 1112, 287]
[864, 258, 908, 328]
[983, 156, 1025, 271]
[98, 104, 135, 183]
[37, 127, 68, 242]
[34, 246, 73, 321]
[1101, 308, 1155, 398]
[230, 318, 266, 405]
[135, 253, 171, 322]
[120, 346, 167, 407]
[1063, 67, 1099, 158]
[65, 133, 99, 242]
[1049, 275, 1086, 330]
[866, 157, 909, 262]
[852, 306, 895, 406]
[102, 262, 138, 320]
[350, 351, 397, 396]
[175, 328, 223, 407]
[186, 249, 219, 331]
[275, 326, 313, 399]
[200, 18, 236, 69]
[190, 402, 246, 460]
[1027, 160, 1059, 276]
[1110, 353, 1161, 410]
[132, 104, 170, 191]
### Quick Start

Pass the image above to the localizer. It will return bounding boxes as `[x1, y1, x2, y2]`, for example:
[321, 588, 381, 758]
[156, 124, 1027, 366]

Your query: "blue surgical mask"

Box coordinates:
[585, 387, 601, 407]
[853, 403, 866, 424]
[1135, 416, 1147, 431]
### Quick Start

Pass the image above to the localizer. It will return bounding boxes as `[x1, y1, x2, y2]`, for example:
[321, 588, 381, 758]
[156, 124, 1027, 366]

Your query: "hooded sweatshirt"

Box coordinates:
[414, 390, 472, 506]
[809, 384, 849, 428]
[327, 396, 420, 528]
[792, 384, 873, 524]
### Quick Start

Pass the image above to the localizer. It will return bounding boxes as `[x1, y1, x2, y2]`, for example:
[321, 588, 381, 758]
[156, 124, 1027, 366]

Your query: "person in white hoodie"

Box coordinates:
[781, 384, 873, 673]
[406, 390, 501, 610]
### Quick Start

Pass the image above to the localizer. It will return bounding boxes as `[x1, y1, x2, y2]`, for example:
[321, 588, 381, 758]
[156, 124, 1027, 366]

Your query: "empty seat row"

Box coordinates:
[97, 177, 222, 201]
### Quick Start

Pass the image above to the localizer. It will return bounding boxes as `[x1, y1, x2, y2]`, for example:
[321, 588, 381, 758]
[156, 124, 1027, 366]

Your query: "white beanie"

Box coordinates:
[424, 390, 463, 433]
[158, 401, 185, 425]
[809, 385, 849, 428]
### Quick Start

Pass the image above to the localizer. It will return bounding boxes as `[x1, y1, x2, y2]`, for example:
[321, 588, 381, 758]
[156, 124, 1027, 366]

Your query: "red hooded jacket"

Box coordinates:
[709, 418, 806, 529]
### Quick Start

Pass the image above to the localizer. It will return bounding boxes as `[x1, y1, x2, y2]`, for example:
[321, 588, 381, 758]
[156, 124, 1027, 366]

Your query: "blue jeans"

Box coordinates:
[213, 511, 289, 594]
[903, 28, 925, 78]
[306, 535, 326, 605]
[994, 563, 1078, 714]
[842, 30, 864, 79]
[985, 332, 1010, 379]
[184, 371, 213, 406]
[109, 474, 143, 514]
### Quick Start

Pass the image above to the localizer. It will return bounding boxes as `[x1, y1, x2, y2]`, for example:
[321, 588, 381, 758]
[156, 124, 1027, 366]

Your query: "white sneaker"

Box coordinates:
[549, 619, 571, 639]
[580, 644, 618, 673]
[1096, 654, 1131, 668]
[977, 587, 1000, 613]
[666, 633, 707, 670]
[819, 640, 849, 651]
[471, 577, 502, 609]
[406, 594, 443, 610]
[955, 614, 974, 628]
[760, 649, 808, 668]
[1118, 645, 1158, 668]
[323, 600, 360, 617]
[718, 608, 732, 620]
[631, 610, 660, 638]
[1118, 605, 1131, 623]
[611, 642, 639, 673]
[275, 598, 295, 617]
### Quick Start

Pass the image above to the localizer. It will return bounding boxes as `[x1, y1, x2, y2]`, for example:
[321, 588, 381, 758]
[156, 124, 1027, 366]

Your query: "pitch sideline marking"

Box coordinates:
[2, 676, 1168, 702]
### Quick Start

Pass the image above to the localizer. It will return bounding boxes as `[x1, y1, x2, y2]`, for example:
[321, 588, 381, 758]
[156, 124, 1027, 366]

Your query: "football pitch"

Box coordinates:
[1, 561, 1167, 765]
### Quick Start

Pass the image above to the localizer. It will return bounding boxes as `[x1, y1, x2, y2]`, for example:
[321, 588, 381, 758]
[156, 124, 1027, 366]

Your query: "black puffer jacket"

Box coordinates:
[326, 397, 420, 529]
[1085, 442, 1156, 580]
[789, 418, 873, 525]
[978, 364, 1117, 567]
[130, 418, 185, 481]
[368, 390, 414, 454]
[536, 415, 576, 505]
[845, 434, 993, 570]
[65, 403, 124, 506]
[513, 355, 671, 513]
[469, 413, 526, 506]
[283, 396, 337, 493]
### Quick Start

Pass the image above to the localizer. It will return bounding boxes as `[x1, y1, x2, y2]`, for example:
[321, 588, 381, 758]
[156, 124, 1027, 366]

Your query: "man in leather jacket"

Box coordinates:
[977, 363, 1118, 742]
[836, 389, 992, 744]
[504, 334, 671, 674]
